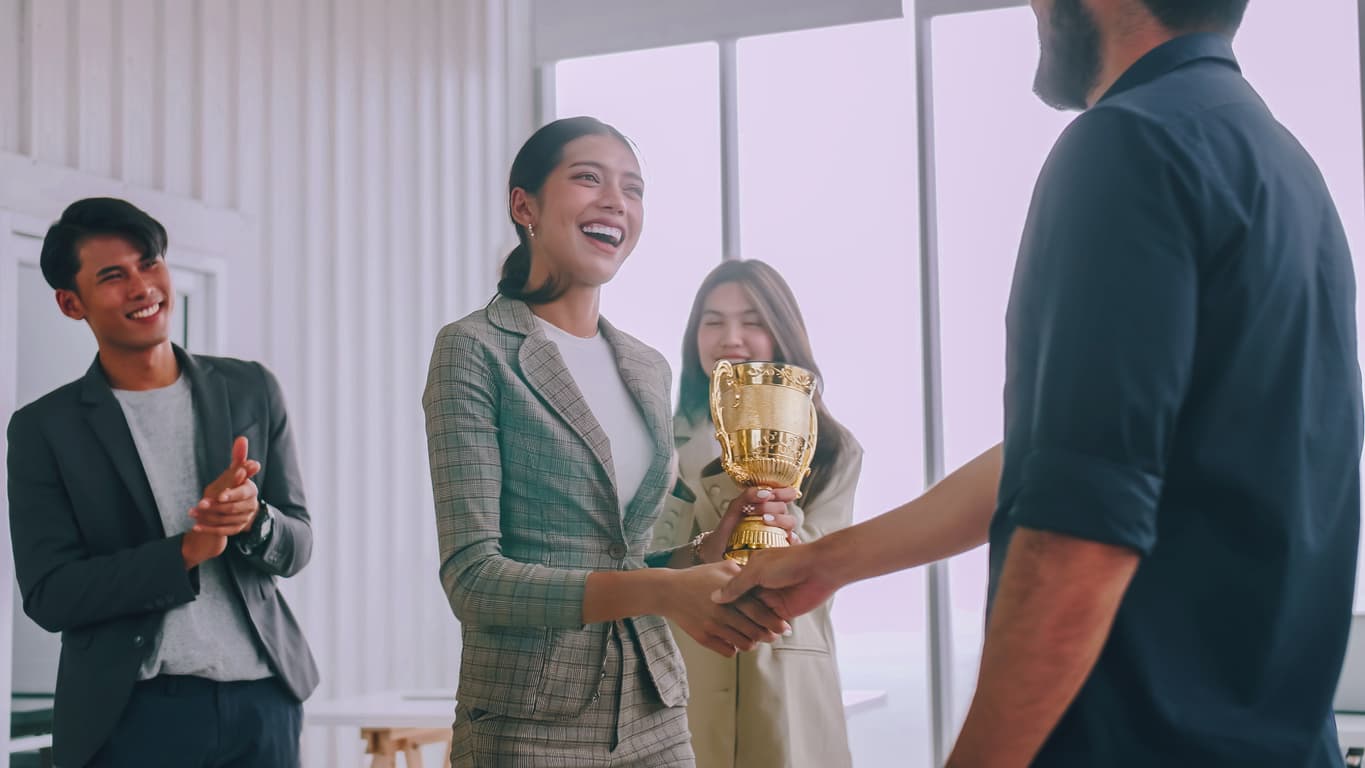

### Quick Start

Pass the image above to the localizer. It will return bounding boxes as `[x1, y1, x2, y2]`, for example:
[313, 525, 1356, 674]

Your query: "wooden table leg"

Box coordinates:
[362, 728, 399, 768]
[362, 726, 450, 768]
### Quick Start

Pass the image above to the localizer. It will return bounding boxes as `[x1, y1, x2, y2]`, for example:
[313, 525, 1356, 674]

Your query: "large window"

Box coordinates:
[738, 20, 930, 767]
[553, 18, 932, 767]
[555, 43, 722, 393]
[928, 6, 1074, 736]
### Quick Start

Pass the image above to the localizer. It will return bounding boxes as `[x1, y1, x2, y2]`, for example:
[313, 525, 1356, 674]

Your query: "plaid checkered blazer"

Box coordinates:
[422, 295, 687, 720]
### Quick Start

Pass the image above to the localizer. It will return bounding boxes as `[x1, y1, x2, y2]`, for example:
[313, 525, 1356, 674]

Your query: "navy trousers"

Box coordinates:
[86, 675, 301, 768]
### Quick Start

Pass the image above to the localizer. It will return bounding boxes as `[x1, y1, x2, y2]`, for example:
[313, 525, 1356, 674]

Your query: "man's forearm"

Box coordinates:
[823, 443, 1002, 587]
[22, 537, 198, 632]
[947, 527, 1139, 767]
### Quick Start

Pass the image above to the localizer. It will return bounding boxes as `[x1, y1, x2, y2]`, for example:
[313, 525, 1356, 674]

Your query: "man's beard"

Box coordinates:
[1033, 0, 1102, 111]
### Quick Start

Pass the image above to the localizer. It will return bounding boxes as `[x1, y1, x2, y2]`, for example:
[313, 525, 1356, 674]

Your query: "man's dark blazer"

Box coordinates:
[6, 345, 318, 767]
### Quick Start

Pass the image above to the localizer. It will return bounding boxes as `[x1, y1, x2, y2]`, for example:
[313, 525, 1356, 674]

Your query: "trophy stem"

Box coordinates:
[723, 516, 790, 565]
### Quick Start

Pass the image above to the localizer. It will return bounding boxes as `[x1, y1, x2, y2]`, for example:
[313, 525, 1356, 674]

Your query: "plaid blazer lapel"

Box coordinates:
[600, 317, 674, 533]
[488, 297, 619, 502]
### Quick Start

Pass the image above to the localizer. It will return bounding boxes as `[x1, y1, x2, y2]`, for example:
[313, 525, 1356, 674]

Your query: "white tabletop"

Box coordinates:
[1339, 712, 1365, 750]
[307, 688, 888, 729]
[8, 734, 53, 755]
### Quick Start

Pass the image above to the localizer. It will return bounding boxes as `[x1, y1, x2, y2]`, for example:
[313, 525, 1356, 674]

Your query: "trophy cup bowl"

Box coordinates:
[710, 360, 819, 564]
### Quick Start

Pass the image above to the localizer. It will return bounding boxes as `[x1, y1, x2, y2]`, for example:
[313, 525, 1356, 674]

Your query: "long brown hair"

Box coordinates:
[677, 259, 854, 506]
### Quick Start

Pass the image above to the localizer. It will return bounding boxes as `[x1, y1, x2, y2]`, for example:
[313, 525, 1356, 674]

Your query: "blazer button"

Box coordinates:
[133, 635, 145, 648]
[607, 543, 626, 560]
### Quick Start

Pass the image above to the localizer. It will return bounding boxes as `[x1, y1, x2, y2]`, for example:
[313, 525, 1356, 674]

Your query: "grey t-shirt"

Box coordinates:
[113, 375, 272, 682]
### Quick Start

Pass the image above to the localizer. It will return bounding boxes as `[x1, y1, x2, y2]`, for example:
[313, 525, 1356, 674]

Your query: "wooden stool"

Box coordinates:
[361, 726, 452, 768]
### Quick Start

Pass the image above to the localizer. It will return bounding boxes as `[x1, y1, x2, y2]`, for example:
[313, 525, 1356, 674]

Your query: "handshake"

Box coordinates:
[666, 486, 839, 657]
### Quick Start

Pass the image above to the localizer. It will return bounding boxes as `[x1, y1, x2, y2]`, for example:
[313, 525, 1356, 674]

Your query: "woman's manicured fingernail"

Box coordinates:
[763, 514, 775, 523]
[756, 489, 773, 499]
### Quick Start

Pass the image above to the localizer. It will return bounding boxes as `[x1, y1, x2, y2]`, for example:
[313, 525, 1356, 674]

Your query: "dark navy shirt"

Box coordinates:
[992, 33, 1362, 767]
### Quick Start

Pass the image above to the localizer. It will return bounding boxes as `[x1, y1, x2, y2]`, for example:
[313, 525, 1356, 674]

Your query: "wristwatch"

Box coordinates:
[236, 502, 275, 555]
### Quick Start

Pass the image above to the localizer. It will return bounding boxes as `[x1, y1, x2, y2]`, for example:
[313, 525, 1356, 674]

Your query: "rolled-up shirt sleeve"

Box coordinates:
[1006, 107, 1199, 555]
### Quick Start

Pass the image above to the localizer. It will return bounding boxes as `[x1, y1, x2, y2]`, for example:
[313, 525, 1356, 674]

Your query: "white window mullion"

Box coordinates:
[719, 39, 741, 261]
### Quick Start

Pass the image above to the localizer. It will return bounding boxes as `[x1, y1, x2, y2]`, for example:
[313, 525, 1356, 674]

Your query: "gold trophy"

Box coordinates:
[710, 360, 819, 564]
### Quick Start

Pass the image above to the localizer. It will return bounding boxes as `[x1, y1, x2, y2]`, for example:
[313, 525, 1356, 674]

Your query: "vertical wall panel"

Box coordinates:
[27, 0, 71, 166]
[298, 1, 338, 759]
[413, 0, 448, 689]
[224, 0, 267, 360]
[118, 0, 158, 189]
[0, 0, 24, 154]
[430, 0, 465, 686]
[233, 0, 265, 215]
[327, 0, 364, 714]
[459, 0, 488, 314]
[265, 0, 304, 378]
[436, 0, 463, 327]
[357, 0, 390, 695]
[386, 0, 417, 690]
[74, 0, 115, 177]
[483, 0, 510, 264]
[3, 1, 527, 764]
[298, 0, 335, 698]
[197, 0, 234, 207]
[159, 0, 194, 196]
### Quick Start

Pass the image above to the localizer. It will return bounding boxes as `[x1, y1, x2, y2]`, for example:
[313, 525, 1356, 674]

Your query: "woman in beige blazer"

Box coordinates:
[652, 259, 863, 768]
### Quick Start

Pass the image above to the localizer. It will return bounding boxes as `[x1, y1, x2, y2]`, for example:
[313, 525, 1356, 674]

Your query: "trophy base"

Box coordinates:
[723, 517, 790, 565]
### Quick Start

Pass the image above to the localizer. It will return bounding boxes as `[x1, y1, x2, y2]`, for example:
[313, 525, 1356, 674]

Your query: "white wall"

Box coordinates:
[0, 0, 534, 764]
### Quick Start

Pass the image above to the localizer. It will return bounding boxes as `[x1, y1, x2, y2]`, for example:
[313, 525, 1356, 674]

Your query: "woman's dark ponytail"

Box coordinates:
[498, 240, 532, 298]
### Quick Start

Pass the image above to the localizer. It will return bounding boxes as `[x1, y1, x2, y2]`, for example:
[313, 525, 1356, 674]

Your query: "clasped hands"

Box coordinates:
[181, 436, 261, 569]
[669, 486, 801, 657]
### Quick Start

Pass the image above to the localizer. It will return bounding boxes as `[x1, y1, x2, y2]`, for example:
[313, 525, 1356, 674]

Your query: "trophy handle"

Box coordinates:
[793, 400, 819, 498]
[710, 360, 739, 476]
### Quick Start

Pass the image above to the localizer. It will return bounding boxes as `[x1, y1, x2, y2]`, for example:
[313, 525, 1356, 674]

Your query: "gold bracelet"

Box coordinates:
[689, 530, 711, 565]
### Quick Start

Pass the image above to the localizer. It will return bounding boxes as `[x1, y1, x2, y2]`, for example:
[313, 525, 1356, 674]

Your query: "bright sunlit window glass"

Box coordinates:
[738, 18, 931, 768]
[554, 43, 722, 394]
[929, 5, 1075, 737]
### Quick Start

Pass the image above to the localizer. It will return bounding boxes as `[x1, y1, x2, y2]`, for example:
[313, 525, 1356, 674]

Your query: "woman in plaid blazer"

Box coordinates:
[423, 117, 798, 766]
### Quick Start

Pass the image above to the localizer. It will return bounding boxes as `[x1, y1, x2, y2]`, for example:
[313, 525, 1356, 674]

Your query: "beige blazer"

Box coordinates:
[651, 415, 862, 768]
[423, 296, 686, 721]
